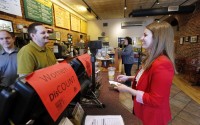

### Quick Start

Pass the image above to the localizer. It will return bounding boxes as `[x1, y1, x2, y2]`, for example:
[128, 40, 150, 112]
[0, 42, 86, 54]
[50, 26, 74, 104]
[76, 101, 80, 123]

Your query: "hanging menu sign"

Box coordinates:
[71, 14, 80, 32]
[80, 20, 87, 34]
[54, 4, 70, 29]
[0, 0, 22, 16]
[23, 0, 53, 25]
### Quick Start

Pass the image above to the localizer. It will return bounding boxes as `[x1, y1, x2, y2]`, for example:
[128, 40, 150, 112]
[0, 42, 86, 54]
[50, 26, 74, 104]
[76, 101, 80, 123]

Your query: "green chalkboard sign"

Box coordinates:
[23, 0, 53, 25]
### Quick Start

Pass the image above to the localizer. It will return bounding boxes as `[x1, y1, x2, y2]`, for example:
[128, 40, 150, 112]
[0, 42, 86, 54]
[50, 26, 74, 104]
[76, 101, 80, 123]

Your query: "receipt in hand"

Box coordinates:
[109, 81, 119, 87]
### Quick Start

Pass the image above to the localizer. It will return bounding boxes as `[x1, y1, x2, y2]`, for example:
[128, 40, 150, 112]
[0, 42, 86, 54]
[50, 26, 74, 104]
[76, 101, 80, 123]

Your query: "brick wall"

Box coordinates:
[172, 0, 200, 84]
[0, 0, 87, 47]
[174, 1, 200, 59]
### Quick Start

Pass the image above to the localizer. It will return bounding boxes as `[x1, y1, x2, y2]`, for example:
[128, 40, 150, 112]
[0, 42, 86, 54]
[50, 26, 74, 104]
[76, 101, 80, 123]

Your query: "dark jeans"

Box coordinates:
[124, 64, 133, 86]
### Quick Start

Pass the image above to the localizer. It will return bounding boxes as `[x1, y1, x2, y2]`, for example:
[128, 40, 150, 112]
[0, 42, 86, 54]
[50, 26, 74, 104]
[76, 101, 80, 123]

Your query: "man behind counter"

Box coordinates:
[17, 22, 57, 77]
[0, 30, 18, 87]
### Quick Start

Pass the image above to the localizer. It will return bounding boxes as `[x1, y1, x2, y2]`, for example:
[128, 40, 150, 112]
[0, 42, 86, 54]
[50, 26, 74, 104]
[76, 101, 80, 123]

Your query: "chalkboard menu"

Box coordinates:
[71, 14, 80, 32]
[81, 20, 87, 34]
[23, 0, 53, 25]
[54, 4, 70, 29]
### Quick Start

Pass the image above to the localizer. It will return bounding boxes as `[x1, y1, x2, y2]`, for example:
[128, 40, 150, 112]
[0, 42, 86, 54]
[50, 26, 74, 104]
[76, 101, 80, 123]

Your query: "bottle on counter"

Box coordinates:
[70, 46, 74, 57]
[87, 47, 91, 55]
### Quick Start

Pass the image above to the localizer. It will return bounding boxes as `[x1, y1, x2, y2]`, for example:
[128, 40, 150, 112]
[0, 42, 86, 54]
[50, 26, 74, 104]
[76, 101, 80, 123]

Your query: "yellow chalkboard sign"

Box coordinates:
[71, 14, 80, 32]
[53, 4, 70, 29]
[81, 20, 87, 34]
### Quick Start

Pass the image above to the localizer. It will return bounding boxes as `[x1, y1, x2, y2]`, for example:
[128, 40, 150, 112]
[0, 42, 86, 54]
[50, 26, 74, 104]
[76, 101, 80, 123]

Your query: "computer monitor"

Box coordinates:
[87, 40, 102, 50]
[70, 58, 92, 96]
[102, 42, 109, 46]
[70, 57, 104, 108]
[0, 88, 16, 125]
[10, 79, 58, 125]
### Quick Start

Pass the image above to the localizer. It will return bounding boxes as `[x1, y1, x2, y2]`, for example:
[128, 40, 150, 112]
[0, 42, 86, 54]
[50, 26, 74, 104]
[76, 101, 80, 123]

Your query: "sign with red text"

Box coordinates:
[77, 54, 92, 77]
[25, 63, 80, 121]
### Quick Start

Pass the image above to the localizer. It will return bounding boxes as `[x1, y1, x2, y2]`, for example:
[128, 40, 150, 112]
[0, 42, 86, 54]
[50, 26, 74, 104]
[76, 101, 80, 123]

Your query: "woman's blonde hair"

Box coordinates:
[142, 21, 176, 72]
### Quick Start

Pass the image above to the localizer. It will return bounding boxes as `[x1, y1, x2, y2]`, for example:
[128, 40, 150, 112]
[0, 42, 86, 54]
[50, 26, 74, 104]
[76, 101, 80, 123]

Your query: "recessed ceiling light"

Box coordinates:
[156, 0, 160, 4]
[77, 5, 87, 12]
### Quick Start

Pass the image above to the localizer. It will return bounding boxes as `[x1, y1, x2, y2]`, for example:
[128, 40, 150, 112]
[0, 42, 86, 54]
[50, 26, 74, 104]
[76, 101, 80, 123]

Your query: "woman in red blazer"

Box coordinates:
[115, 21, 176, 125]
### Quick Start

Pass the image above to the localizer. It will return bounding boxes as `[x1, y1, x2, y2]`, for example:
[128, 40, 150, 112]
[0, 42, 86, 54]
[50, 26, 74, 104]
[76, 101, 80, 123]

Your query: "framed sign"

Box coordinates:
[55, 32, 61, 41]
[184, 36, 189, 42]
[190, 36, 198, 43]
[0, 19, 14, 32]
[49, 31, 61, 40]
[180, 37, 183, 45]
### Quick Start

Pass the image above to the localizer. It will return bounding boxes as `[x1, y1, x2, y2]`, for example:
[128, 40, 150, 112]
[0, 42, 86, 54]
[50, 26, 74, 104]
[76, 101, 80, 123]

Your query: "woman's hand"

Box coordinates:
[117, 75, 129, 82]
[114, 83, 131, 93]
[115, 83, 138, 96]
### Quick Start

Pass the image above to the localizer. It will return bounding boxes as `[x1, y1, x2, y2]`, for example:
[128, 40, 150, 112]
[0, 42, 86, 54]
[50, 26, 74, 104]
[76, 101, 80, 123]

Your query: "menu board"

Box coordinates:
[71, 14, 80, 32]
[53, 4, 70, 29]
[80, 20, 87, 34]
[23, 0, 53, 25]
[0, 0, 22, 16]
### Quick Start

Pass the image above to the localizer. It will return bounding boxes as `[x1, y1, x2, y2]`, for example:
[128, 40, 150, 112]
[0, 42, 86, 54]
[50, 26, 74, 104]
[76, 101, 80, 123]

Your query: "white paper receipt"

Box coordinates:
[109, 81, 119, 86]
[85, 115, 124, 125]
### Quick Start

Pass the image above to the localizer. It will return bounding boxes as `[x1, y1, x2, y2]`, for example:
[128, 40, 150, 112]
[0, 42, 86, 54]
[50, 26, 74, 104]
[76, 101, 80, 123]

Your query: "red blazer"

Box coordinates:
[132, 55, 174, 125]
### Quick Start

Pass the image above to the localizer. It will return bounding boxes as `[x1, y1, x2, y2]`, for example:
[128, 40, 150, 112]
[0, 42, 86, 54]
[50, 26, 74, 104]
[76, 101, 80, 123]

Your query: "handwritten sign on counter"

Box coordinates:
[26, 63, 80, 121]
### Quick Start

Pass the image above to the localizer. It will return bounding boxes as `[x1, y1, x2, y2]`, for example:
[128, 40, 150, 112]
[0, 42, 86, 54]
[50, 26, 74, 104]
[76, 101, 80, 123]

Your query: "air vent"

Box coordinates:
[121, 21, 143, 27]
[129, 5, 195, 17]
[103, 23, 108, 27]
